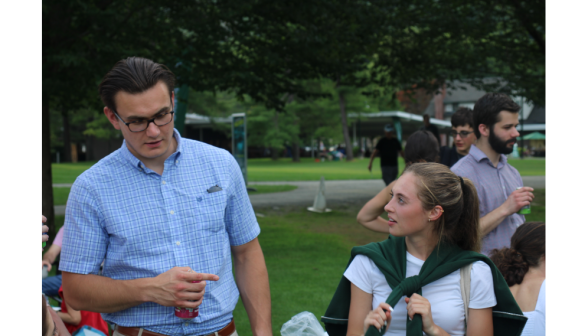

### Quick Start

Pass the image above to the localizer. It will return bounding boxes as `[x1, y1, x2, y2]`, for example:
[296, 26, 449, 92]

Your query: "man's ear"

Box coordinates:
[478, 123, 490, 138]
[104, 106, 122, 130]
[428, 205, 444, 222]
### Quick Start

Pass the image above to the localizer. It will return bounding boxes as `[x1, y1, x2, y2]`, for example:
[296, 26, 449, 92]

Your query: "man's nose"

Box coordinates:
[145, 121, 161, 137]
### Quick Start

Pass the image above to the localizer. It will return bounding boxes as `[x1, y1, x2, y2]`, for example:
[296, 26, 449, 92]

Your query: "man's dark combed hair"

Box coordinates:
[473, 93, 520, 138]
[99, 57, 176, 111]
[451, 107, 474, 128]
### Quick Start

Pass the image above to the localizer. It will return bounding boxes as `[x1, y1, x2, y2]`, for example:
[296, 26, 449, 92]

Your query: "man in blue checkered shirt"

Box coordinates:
[59, 57, 272, 336]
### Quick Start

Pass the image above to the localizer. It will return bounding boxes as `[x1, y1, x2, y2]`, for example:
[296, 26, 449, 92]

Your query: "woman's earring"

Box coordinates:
[428, 219, 431, 222]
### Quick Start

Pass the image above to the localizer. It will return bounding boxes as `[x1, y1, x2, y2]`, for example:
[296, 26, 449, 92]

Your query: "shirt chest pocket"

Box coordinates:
[193, 190, 228, 233]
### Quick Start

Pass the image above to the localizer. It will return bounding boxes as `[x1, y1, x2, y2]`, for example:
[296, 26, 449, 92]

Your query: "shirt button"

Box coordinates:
[162, 180, 166, 184]
[176, 241, 181, 246]
[184, 322, 189, 326]
[170, 210, 175, 214]
[176, 160, 179, 164]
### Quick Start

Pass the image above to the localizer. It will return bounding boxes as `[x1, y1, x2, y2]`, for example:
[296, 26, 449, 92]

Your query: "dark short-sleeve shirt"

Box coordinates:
[439, 146, 465, 168]
[376, 137, 402, 167]
[451, 144, 525, 256]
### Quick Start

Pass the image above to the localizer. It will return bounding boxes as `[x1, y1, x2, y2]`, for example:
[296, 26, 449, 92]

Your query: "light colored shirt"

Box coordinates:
[53, 226, 65, 247]
[344, 254, 496, 336]
[521, 280, 546, 336]
[60, 129, 260, 336]
[451, 144, 525, 255]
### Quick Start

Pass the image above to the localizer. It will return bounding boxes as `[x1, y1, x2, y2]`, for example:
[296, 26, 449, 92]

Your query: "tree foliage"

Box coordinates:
[43, 0, 544, 226]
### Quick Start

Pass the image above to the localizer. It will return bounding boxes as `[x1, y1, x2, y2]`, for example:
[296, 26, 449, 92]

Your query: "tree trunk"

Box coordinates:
[292, 141, 300, 162]
[43, 97, 56, 243]
[338, 91, 354, 161]
[271, 110, 280, 161]
[62, 111, 72, 162]
[271, 147, 280, 160]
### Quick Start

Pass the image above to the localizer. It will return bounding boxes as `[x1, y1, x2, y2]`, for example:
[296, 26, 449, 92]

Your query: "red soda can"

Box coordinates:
[175, 281, 200, 319]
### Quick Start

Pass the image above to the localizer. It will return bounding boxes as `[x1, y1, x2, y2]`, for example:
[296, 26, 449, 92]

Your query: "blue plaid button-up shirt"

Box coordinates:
[60, 129, 260, 336]
[451, 144, 525, 256]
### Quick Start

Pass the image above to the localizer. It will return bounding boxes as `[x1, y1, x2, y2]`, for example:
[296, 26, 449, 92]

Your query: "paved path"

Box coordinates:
[53, 176, 545, 215]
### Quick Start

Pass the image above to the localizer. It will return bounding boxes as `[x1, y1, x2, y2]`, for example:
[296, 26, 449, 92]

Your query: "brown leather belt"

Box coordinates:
[116, 319, 235, 336]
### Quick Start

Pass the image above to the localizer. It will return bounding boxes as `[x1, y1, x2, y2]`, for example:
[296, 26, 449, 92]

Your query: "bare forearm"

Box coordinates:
[479, 204, 509, 237]
[233, 242, 272, 336]
[357, 184, 392, 233]
[42, 245, 61, 264]
[62, 272, 152, 313]
[427, 325, 451, 336]
[357, 216, 389, 234]
[57, 311, 79, 326]
[368, 150, 378, 165]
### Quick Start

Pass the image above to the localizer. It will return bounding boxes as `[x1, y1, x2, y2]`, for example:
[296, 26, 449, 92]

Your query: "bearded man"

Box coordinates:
[451, 93, 534, 256]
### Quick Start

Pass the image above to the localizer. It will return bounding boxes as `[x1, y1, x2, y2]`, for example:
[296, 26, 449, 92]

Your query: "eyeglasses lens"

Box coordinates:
[128, 112, 174, 132]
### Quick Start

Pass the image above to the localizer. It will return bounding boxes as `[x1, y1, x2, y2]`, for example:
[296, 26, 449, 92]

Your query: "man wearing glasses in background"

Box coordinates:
[439, 107, 476, 167]
[59, 57, 272, 336]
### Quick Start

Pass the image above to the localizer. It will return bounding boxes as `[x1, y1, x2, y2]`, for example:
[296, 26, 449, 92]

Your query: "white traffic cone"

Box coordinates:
[307, 176, 331, 213]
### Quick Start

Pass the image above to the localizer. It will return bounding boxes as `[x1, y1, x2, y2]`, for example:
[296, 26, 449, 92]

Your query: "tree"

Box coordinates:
[43, 0, 544, 227]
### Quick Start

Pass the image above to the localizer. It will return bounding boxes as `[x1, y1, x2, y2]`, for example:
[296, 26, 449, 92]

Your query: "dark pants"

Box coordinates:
[381, 166, 399, 186]
[42, 274, 62, 297]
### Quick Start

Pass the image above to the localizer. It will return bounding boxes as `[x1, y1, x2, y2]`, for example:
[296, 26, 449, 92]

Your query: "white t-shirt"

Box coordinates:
[521, 280, 546, 336]
[344, 253, 497, 336]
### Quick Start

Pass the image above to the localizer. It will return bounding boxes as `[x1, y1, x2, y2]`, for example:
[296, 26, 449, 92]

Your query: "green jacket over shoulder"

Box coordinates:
[321, 235, 527, 336]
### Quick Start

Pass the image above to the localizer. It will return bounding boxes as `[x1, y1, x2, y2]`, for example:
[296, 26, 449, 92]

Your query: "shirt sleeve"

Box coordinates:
[53, 226, 65, 247]
[344, 255, 375, 294]
[59, 176, 109, 275]
[224, 153, 260, 246]
[468, 261, 497, 309]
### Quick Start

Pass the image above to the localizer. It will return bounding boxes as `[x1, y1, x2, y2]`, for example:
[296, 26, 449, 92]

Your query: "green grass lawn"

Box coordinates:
[45, 188, 545, 336]
[51, 157, 544, 184]
[52, 185, 298, 205]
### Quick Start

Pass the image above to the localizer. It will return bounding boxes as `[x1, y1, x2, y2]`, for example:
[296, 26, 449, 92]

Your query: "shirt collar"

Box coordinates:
[120, 128, 183, 171]
[468, 144, 507, 168]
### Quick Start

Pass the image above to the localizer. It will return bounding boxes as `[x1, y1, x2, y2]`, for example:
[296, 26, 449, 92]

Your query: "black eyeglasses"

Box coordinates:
[450, 130, 474, 138]
[112, 101, 175, 133]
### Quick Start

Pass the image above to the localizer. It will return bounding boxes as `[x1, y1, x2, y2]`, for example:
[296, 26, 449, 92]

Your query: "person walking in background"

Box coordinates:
[368, 124, 405, 185]
[420, 114, 440, 145]
[440, 107, 476, 167]
[59, 57, 272, 336]
[357, 130, 439, 233]
[452, 93, 534, 256]
[490, 222, 545, 336]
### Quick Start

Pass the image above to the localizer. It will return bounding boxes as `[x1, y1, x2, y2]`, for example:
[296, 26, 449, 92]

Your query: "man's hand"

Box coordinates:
[148, 267, 219, 309]
[502, 187, 534, 216]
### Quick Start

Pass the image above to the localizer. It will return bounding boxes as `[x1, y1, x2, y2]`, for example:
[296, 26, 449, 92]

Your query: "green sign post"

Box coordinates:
[231, 113, 249, 187]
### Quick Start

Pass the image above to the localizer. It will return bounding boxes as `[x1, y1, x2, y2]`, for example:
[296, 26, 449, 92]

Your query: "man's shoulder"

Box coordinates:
[450, 153, 478, 176]
[181, 138, 233, 163]
[74, 149, 125, 185]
